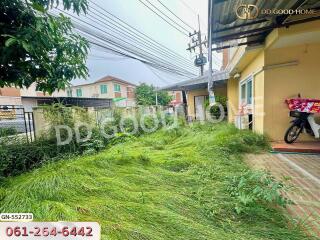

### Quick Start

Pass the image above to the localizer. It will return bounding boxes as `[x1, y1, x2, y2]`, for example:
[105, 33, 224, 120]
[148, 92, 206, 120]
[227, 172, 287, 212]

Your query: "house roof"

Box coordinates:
[160, 70, 229, 91]
[209, 0, 320, 51]
[71, 75, 136, 88]
[95, 76, 137, 86]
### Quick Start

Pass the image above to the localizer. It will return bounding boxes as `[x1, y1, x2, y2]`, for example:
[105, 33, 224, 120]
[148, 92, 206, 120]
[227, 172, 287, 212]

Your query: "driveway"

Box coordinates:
[246, 153, 320, 238]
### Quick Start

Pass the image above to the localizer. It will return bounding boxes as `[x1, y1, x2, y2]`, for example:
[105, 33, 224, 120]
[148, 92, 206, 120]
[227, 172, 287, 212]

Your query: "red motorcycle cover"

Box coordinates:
[286, 98, 320, 113]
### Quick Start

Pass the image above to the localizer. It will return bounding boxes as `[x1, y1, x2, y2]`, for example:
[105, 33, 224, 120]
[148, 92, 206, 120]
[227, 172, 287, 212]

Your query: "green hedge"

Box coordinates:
[0, 138, 75, 179]
[0, 127, 17, 137]
[0, 107, 179, 179]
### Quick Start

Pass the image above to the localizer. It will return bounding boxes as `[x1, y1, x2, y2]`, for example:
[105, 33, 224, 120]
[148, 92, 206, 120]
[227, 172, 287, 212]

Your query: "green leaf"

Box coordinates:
[31, 2, 46, 13]
[21, 41, 32, 52]
[5, 38, 16, 47]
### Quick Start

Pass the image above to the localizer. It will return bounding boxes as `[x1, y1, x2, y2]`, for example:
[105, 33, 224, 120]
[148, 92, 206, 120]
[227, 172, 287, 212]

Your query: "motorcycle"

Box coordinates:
[284, 111, 320, 144]
[284, 97, 320, 144]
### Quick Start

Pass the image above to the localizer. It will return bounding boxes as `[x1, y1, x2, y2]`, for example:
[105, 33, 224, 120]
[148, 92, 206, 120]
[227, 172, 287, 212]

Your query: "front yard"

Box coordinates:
[0, 123, 315, 239]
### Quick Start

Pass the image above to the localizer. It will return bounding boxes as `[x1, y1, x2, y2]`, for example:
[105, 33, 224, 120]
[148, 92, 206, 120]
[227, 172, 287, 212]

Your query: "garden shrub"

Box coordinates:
[0, 127, 17, 137]
[204, 95, 227, 120]
[227, 170, 293, 214]
[0, 104, 100, 179]
[0, 105, 180, 179]
[0, 137, 76, 179]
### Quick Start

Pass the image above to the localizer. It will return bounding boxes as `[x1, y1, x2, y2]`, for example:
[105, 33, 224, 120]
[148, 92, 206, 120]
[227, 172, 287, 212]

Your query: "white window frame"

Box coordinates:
[76, 88, 82, 97]
[67, 89, 72, 97]
[114, 83, 121, 93]
[238, 75, 254, 130]
[100, 84, 108, 94]
[239, 75, 253, 108]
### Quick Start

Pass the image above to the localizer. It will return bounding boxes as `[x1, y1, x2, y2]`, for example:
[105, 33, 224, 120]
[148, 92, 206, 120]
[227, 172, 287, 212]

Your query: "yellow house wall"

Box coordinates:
[187, 86, 227, 119]
[264, 42, 320, 141]
[227, 78, 238, 124]
[214, 85, 227, 97]
[253, 70, 265, 134]
[227, 51, 265, 133]
[227, 20, 320, 141]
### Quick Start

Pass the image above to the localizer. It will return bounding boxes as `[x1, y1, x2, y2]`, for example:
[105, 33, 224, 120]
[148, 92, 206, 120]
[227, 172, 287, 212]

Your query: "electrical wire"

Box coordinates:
[55, 10, 197, 76]
[137, 0, 189, 36]
[84, 34, 196, 77]
[177, 0, 206, 26]
[88, 39, 195, 78]
[156, 0, 195, 31]
[84, 9, 194, 67]
[76, 24, 196, 76]
[50, 1, 220, 80]
[90, 1, 191, 64]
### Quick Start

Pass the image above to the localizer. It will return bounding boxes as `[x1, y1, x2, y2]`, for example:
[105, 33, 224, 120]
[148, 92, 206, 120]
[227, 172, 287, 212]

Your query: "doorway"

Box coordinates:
[194, 96, 207, 121]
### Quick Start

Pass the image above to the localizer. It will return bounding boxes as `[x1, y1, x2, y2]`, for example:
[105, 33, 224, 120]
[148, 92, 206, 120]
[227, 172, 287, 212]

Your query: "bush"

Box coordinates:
[205, 95, 227, 120]
[0, 104, 100, 179]
[0, 127, 17, 137]
[0, 137, 76, 179]
[0, 105, 177, 179]
[227, 170, 293, 214]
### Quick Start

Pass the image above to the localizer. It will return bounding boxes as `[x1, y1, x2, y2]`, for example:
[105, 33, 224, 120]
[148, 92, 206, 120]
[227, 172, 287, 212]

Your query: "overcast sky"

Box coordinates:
[68, 0, 222, 87]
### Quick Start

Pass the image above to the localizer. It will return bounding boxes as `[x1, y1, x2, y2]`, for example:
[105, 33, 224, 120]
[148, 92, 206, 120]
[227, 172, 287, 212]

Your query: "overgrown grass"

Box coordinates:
[0, 123, 314, 239]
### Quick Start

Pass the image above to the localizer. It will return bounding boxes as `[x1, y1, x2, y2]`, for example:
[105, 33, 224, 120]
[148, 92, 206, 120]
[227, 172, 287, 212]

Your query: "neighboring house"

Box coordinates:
[0, 87, 22, 106]
[168, 91, 183, 106]
[0, 84, 52, 111]
[65, 76, 136, 107]
[162, 70, 228, 121]
[0, 84, 112, 112]
[208, 0, 320, 141]
[0, 75, 136, 110]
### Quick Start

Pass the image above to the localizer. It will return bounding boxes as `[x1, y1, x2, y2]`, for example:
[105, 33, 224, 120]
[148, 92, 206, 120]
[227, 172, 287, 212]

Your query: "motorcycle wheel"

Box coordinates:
[284, 124, 303, 144]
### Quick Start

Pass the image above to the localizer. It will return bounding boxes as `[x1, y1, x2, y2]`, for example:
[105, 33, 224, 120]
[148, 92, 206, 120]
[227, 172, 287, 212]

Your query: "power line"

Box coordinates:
[177, 0, 207, 27]
[83, 28, 196, 77]
[137, 0, 189, 36]
[143, 0, 192, 33]
[156, 0, 195, 31]
[89, 1, 193, 65]
[52, 2, 201, 80]
[146, 65, 172, 84]
[88, 54, 128, 61]
[84, 7, 194, 67]
[56, 10, 196, 76]
[81, 30, 197, 77]
[146, 64, 187, 85]
[88, 40, 194, 78]
[52, 11, 194, 77]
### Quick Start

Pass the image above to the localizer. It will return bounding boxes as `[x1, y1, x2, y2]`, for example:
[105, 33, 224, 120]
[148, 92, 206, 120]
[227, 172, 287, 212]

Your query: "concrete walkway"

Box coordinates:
[246, 153, 320, 238]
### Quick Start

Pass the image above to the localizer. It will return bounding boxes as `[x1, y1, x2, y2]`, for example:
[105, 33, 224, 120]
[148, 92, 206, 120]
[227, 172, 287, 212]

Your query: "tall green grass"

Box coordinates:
[0, 123, 315, 240]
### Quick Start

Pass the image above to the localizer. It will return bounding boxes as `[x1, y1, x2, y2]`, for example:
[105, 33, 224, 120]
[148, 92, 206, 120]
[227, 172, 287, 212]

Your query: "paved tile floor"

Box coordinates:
[246, 153, 320, 238]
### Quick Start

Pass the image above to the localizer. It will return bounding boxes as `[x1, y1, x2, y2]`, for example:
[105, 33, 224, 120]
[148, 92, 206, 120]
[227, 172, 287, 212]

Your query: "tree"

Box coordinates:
[135, 83, 172, 106]
[0, 0, 89, 93]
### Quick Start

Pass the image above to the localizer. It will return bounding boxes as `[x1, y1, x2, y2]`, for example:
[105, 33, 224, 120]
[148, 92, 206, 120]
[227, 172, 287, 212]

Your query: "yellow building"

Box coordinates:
[208, 0, 320, 141]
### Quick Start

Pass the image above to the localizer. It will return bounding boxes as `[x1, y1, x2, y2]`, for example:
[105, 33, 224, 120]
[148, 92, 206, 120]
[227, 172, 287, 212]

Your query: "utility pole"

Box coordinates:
[197, 15, 204, 76]
[207, 0, 215, 106]
[187, 14, 207, 76]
